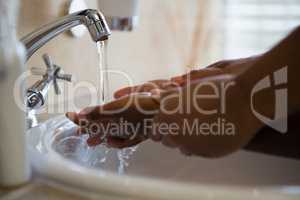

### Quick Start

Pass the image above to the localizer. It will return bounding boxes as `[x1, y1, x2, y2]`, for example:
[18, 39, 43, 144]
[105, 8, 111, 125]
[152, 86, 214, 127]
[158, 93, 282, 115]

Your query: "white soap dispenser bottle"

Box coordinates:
[0, 0, 31, 186]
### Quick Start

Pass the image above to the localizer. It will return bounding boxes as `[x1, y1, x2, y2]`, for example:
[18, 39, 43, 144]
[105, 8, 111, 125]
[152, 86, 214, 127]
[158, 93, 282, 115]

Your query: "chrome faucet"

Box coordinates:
[20, 9, 111, 127]
[21, 9, 111, 60]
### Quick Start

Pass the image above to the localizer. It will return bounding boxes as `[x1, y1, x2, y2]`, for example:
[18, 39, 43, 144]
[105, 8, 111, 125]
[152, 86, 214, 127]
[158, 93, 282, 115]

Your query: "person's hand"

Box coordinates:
[67, 56, 263, 157]
[66, 79, 181, 148]
[66, 93, 160, 148]
[112, 56, 263, 157]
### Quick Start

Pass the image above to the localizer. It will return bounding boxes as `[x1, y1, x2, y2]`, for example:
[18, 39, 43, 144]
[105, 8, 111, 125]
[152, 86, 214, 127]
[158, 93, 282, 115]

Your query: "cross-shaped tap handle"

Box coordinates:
[30, 54, 73, 95]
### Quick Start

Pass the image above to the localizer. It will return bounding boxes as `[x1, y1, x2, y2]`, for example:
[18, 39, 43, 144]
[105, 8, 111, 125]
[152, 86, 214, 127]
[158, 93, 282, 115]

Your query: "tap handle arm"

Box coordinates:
[43, 54, 54, 71]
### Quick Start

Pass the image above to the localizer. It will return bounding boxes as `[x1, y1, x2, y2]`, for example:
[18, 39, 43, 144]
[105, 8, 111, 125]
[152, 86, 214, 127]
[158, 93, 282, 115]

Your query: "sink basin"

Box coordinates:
[27, 115, 300, 200]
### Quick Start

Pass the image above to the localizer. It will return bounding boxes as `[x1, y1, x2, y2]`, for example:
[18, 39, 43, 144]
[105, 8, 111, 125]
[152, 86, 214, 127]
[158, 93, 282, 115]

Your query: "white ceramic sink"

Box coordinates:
[27, 115, 300, 200]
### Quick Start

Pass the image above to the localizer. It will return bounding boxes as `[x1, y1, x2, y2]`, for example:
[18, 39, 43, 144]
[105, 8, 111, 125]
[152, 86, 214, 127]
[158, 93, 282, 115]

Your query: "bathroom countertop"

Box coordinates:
[0, 178, 119, 200]
[0, 181, 86, 200]
[0, 178, 132, 200]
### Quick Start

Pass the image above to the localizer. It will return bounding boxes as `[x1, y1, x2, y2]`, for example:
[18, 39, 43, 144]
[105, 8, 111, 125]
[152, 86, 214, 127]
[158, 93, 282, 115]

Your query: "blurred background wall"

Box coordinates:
[18, 0, 221, 113]
[17, 0, 300, 114]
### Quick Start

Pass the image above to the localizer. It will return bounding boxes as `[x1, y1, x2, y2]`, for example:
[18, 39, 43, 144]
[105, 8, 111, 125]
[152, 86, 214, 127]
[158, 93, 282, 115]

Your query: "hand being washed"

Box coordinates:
[66, 80, 180, 148]
[112, 59, 262, 157]
[66, 57, 260, 157]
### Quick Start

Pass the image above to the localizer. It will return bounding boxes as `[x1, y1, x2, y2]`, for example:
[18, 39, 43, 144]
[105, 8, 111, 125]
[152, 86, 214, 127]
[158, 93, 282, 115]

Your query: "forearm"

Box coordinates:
[240, 26, 300, 158]
[239, 26, 300, 112]
[244, 112, 300, 159]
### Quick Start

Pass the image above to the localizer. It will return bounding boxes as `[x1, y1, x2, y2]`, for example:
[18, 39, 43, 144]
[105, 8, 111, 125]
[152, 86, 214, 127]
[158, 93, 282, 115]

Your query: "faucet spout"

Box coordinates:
[21, 9, 111, 60]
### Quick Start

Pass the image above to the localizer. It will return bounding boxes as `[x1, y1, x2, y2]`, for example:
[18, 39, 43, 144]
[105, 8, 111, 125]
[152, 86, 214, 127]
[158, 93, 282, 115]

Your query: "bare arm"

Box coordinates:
[240, 26, 300, 159]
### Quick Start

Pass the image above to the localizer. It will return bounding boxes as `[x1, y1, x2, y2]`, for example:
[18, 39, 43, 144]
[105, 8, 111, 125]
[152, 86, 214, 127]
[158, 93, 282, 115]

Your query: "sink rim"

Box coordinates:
[26, 115, 300, 200]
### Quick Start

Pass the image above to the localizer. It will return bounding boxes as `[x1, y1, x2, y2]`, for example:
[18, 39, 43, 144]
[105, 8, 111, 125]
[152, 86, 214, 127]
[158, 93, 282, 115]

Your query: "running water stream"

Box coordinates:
[95, 41, 138, 174]
[96, 41, 109, 104]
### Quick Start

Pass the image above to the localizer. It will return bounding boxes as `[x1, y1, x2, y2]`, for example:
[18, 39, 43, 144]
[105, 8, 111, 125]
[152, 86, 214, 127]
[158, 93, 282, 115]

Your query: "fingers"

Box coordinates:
[113, 83, 156, 99]
[76, 96, 142, 120]
[114, 86, 139, 99]
[182, 68, 224, 83]
[206, 60, 232, 69]
[170, 76, 185, 86]
[67, 98, 130, 123]
[114, 80, 180, 99]
[66, 112, 80, 125]
[170, 60, 235, 87]
[66, 89, 164, 149]
[66, 106, 101, 123]
[87, 135, 103, 146]
[105, 94, 160, 114]
[67, 87, 164, 124]
[78, 106, 98, 116]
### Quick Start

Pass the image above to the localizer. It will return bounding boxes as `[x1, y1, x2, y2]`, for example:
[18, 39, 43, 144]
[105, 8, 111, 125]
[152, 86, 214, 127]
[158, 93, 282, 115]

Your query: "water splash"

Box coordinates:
[52, 121, 138, 174]
[117, 146, 139, 174]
